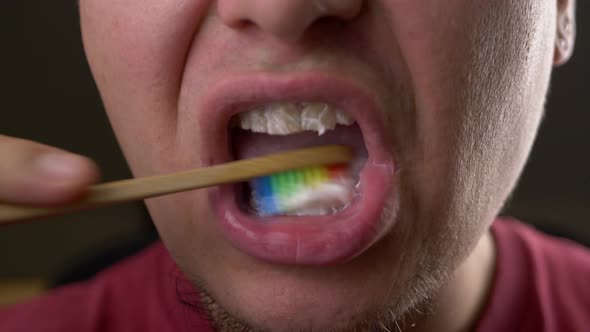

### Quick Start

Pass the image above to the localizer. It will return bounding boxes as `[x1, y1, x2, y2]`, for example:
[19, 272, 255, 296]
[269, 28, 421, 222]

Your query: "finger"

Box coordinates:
[0, 135, 100, 206]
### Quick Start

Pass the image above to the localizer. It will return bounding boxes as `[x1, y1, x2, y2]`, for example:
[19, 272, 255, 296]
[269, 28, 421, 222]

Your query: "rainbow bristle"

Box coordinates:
[249, 164, 348, 216]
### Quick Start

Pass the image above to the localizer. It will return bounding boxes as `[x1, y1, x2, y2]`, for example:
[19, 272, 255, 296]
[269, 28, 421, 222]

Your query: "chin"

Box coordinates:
[194, 249, 443, 332]
[161, 192, 460, 332]
[198, 267, 399, 332]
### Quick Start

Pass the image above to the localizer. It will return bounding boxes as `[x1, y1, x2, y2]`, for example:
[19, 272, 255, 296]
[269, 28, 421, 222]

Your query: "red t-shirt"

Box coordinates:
[1, 218, 588, 332]
[475, 219, 590, 332]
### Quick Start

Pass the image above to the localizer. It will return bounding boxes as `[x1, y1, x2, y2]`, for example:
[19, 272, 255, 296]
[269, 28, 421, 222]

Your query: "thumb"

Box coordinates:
[0, 135, 99, 206]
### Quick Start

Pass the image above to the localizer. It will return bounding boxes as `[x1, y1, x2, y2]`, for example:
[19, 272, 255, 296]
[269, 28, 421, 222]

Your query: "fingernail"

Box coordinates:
[34, 153, 82, 181]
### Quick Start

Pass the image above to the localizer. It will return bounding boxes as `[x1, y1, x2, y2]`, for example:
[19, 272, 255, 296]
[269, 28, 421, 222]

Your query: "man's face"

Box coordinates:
[80, 1, 563, 330]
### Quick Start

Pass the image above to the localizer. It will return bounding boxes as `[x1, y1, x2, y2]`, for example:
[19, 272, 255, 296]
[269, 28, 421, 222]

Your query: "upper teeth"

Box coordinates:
[233, 102, 355, 135]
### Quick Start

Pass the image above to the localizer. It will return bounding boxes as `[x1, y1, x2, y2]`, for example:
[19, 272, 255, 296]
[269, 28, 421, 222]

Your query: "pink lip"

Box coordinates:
[198, 72, 396, 265]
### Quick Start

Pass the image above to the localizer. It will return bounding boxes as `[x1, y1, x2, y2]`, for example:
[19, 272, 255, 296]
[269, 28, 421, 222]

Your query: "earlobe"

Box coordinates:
[553, 0, 576, 66]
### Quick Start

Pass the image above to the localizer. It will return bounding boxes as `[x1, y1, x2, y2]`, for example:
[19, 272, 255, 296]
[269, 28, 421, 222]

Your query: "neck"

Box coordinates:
[407, 230, 497, 332]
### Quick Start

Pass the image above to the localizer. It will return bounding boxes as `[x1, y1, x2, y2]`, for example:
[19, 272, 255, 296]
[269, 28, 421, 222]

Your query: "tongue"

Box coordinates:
[232, 124, 367, 175]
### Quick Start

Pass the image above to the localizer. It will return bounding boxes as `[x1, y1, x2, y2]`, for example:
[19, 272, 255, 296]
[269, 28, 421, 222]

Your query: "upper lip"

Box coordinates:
[197, 71, 396, 265]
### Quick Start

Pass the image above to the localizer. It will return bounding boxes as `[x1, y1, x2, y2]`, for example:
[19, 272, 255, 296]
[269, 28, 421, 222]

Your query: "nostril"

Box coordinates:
[234, 19, 254, 30]
[217, 0, 363, 43]
[216, 2, 251, 28]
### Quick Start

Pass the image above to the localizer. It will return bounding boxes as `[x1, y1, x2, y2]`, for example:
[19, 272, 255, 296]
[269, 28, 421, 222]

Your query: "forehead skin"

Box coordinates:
[79, 1, 562, 331]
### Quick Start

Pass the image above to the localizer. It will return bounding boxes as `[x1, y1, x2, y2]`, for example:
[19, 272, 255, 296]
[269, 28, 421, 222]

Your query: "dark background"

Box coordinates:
[0, 2, 588, 280]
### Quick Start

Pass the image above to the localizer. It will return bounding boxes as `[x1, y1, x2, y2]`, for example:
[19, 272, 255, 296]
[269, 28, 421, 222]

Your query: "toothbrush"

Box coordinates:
[0, 145, 352, 224]
[250, 164, 353, 216]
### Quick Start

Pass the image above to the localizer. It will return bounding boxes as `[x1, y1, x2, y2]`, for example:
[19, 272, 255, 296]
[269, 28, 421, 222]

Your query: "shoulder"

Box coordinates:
[493, 217, 590, 284]
[480, 218, 590, 332]
[0, 242, 177, 332]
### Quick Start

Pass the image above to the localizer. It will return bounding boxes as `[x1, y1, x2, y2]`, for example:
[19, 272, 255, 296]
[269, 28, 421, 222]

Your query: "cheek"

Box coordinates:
[384, 0, 554, 195]
[79, 0, 211, 175]
[78, 0, 224, 278]
[379, 0, 555, 264]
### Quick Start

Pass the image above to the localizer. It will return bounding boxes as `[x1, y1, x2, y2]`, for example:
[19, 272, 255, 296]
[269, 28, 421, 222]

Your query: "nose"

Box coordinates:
[217, 0, 363, 42]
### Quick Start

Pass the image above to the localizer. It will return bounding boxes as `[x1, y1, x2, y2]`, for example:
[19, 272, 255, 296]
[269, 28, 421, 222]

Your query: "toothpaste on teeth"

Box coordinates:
[249, 164, 354, 216]
[235, 102, 355, 136]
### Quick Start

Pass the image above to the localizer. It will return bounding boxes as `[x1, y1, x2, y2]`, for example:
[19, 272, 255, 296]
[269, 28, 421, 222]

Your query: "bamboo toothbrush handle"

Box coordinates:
[0, 145, 352, 225]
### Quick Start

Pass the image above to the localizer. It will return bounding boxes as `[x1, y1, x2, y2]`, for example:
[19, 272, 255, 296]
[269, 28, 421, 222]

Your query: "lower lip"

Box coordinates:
[210, 159, 396, 265]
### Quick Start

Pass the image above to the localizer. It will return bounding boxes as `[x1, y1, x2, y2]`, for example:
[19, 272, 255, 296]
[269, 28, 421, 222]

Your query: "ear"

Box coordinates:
[554, 0, 576, 66]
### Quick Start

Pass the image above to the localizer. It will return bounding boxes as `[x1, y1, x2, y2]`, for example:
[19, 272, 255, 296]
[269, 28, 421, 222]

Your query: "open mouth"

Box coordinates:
[230, 102, 368, 218]
[201, 73, 396, 265]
